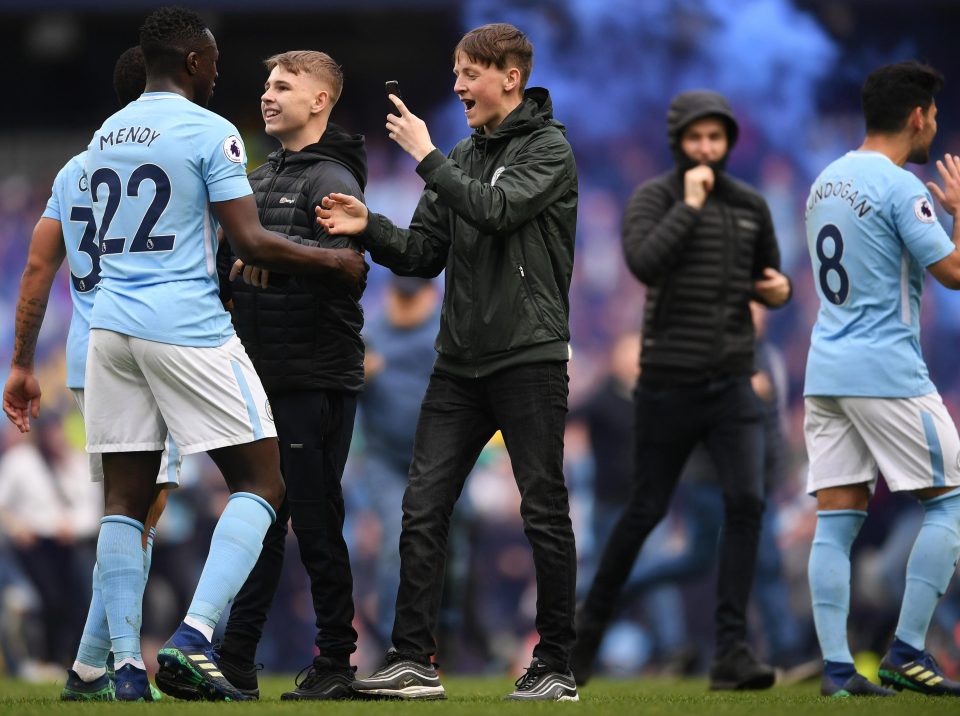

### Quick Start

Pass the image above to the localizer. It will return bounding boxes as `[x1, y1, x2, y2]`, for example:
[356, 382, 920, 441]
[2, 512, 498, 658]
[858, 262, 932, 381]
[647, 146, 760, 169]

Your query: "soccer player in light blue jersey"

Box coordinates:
[3, 46, 174, 703]
[804, 61, 960, 697]
[25, 6, 363, 703]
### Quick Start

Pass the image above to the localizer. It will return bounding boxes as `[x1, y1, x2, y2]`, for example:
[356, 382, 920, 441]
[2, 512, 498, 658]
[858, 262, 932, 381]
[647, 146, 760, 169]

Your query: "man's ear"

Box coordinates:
[312, 89, 330, 115]
[909, 105, 926, 132]
[185, 50, 200, 77]
[503, 67, 521, 93]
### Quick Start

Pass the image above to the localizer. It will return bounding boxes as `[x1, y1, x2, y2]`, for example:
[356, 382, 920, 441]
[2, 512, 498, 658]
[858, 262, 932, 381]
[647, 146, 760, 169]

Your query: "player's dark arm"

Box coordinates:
[296, 173, 369, 292]
[212, 194, 366, 291]
[622, 181, 700, 286]
[417, 131, 575, 235]
[3, 218, 66, 432]
[214, 236, 235, 308]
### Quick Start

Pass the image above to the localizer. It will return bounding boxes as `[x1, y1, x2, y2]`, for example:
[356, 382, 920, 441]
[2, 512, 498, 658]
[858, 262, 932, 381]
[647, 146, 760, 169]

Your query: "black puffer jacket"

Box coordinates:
[227, 124, 367, 394]
[623, 92, 787, 383]
[360, 88, 578, 378]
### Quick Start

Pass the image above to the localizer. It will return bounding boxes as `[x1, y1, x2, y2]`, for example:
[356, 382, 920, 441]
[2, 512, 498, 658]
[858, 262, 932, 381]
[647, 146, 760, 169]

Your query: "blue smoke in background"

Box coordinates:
[429, 0, 914, 179]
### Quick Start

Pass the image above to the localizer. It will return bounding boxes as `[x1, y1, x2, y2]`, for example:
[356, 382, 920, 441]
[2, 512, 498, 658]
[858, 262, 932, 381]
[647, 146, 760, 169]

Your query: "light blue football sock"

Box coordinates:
[74, 563, 110, 671]
[185, 492, 275, 632]
[144, 526, 156, 584]
[97, 515, 146, 664]
[808, 509, 867, 664]
[895, 487, 960, 650]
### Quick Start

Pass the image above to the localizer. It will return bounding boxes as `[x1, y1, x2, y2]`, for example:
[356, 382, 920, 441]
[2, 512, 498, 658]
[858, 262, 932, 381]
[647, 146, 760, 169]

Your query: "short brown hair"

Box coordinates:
[264, 50, 344, 105]
[453, 23, 533, 90]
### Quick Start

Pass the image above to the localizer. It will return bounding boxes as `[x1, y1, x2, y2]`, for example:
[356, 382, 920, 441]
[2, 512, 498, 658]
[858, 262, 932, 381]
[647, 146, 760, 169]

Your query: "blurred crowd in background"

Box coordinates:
[2, 0, 960, 682]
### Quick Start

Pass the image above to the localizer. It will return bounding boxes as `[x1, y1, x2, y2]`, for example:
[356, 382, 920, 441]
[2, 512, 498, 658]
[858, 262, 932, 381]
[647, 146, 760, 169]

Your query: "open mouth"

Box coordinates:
[463, 99, 476, 112]
[264, 108, 280, 120]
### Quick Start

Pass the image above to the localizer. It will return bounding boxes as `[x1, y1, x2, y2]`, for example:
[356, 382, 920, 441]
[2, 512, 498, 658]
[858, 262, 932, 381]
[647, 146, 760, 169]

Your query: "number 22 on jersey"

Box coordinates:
[90, 163, 176, 256]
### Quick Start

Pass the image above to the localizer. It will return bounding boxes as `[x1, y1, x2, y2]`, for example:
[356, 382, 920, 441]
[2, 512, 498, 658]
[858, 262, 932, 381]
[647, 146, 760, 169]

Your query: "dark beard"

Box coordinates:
[675, 154, 728, 174]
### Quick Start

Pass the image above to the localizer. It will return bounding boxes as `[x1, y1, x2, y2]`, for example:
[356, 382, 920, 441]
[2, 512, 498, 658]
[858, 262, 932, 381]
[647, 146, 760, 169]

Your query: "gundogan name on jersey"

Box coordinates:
[806, 179, 873, 219]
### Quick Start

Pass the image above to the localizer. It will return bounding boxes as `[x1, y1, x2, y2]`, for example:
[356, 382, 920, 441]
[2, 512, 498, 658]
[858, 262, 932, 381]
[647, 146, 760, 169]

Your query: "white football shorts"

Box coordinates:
[72, 387, 181, 486]
[805, 393, 960, 494]
[84, 329, 276, 456]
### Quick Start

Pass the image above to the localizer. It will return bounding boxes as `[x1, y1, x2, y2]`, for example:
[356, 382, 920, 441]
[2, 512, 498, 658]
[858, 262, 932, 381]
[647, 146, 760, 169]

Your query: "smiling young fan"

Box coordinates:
[318, 22, 579, 702]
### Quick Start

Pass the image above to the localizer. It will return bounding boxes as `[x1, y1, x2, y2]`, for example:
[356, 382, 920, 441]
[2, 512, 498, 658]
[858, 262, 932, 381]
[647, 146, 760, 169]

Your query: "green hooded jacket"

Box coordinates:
[360, 87, 578, 378]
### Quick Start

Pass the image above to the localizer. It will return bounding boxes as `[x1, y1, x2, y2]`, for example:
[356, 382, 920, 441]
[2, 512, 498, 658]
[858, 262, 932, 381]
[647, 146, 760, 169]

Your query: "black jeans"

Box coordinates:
[392, 362, 577, 670]
[580, 375, 765, 655]
[221, 389, 358, 666]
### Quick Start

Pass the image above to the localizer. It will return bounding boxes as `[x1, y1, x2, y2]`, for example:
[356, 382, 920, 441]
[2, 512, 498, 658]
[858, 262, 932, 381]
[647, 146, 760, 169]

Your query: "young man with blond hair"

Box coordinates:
[214, 48, 368, 701]
[319, 23, 579, 701]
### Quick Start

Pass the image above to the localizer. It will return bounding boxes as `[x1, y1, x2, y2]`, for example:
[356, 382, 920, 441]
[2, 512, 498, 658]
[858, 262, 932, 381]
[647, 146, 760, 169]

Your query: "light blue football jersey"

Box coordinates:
[41, 151, 100, 389]
[85, 92, 251, 347]
[804, 150, 954, 397]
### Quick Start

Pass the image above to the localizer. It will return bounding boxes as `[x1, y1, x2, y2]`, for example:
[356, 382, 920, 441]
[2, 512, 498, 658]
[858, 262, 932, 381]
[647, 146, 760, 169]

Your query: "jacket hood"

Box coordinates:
[666, 90, 739, 172]
[482, 87, 564, 139]
[269, 122, 368, 190]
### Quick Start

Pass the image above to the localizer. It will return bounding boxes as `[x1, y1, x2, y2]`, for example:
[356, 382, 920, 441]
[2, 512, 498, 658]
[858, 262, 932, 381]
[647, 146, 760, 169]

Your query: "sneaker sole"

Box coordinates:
[157, 648, 243, 701]
[155, 669, 205, 701]
[281, 692, 356, 701]
[354, 686, 447, 700]
[505, 693, 580, 702]
[878, 668, 950, 695]
[280, 683, 356, 701]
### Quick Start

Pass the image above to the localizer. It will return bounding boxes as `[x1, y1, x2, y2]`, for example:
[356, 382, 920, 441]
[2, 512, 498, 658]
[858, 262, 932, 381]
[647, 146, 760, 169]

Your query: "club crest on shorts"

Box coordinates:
[264, 399, 274, 422]
[223, 135, 245, 164]
[914, 196, 935, 223]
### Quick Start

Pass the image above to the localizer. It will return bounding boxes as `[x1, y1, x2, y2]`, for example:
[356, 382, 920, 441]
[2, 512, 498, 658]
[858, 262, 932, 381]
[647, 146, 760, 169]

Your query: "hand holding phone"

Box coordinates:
[385, 80, 402, 116]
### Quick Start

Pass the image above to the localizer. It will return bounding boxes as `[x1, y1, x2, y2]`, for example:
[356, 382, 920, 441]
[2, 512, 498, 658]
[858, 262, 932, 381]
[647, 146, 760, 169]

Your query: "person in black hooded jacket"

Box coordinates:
[569, 91, 791, 691]
[214, 50, 368, 701]
[318, 23, 579, 702]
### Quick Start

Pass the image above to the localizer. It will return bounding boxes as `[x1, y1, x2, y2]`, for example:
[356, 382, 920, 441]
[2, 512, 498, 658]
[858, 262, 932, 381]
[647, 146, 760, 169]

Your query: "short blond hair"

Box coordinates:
[264, 50, 343, 105]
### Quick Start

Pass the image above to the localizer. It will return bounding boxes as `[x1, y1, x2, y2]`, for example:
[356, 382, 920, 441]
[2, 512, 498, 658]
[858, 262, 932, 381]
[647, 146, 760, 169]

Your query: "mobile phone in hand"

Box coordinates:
[385, 80, 401, 116]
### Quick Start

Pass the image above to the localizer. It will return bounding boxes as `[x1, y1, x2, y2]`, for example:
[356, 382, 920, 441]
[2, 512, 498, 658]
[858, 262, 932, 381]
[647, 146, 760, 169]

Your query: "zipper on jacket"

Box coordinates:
[250, 156, 286, 367]
[716, 202, 733, 363]
[518, 264, 545, 323]
[258, 153, 285, 223]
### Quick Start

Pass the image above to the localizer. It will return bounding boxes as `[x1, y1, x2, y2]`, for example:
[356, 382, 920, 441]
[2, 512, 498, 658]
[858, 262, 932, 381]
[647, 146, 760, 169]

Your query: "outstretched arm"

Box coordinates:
[318, 192, 451, 277]
[3, 218, 66, 432]
[213, 194, 367, 293]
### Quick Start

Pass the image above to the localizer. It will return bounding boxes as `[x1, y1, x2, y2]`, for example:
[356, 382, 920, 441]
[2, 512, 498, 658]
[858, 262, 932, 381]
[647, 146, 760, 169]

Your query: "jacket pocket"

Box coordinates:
[517, 263, 546, 323]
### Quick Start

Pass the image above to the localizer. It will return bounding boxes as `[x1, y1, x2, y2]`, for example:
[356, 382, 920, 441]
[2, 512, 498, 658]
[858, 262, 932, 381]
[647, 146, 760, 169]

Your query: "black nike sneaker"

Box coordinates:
[281, 657, 356, 700]
[505, 658, 579, 701]
[351, 648, 445, 700]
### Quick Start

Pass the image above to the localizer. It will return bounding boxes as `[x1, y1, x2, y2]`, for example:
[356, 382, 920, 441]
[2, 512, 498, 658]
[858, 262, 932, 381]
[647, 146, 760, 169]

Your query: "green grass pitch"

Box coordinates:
[0, 676, 943, 715]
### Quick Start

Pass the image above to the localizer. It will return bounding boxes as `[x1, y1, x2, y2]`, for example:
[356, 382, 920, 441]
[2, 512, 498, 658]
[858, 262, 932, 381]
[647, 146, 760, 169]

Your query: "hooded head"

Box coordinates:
[667, 90, 739, 172]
